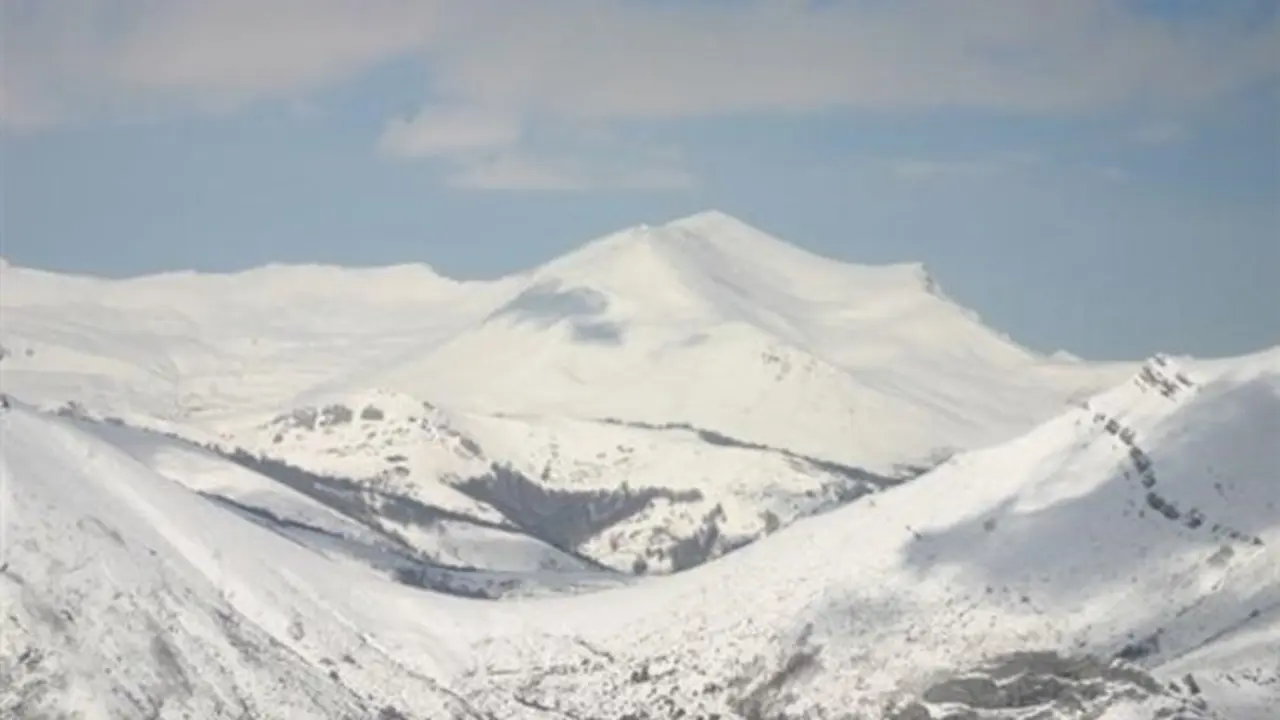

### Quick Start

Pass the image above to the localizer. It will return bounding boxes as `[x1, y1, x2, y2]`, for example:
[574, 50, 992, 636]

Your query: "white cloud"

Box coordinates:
[0, 0, 438, 127]
[447, 149, 694, 192]
[413, 0, 1280, 123]
[375, 101, 694, 192]
[377, 106, 521, 158]
[448, 154, 584, 191]
[891, 159, 1003, 181]
[4, 0, 1277, 129]
[1096, 165, 1131, 184]
[889, 154, 1039, 181]
[1134, 121, 1189, 146]
[3, 1, 1275, 191]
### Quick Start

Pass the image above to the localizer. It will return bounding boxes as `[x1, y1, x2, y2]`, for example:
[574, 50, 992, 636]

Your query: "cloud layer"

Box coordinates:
[4, 0, 1277, 189]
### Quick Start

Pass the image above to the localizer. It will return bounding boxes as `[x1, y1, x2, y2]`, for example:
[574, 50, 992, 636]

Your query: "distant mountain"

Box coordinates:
[446, 349, 1280, 718]
[3, 345, 1276, 717]
[0, 210, 1153, 581]
[0, 210, 1130, 468]
[224, 388, 907, 575]
[339, 210, 1134, 469]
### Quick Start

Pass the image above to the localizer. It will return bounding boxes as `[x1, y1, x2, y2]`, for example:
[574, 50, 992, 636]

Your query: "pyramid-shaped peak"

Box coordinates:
[523, 210, 982, 327]
[659, 209, 785, 241]
[664, 208, 751, 229]
[552, 210, 798, 272]
[579, 210, 767, 248]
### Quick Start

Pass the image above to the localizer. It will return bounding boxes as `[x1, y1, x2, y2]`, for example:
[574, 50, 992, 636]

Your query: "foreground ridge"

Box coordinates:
[2, 347, 1276, 717]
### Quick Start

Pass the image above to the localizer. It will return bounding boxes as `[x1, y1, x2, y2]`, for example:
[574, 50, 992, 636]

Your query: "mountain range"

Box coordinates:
[1, 211, 1275, 718]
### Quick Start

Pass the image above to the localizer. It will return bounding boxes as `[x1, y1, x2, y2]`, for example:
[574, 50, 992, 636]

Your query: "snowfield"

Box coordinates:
[0, 211, 1276, 718]
[225, 389, 905, 575]
[0, 211, 1136, 577]
[0, 211, 1133, 469]
[3, 330, 1277, 717]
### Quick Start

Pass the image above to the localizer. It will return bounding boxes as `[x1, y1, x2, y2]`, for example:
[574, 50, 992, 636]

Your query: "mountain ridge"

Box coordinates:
[3, 345, 1275, 717]
[0, 210, 1200, 582]
[0, 210, 936, 291]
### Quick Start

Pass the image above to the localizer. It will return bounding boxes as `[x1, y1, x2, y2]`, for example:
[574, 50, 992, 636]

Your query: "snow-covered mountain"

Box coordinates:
[323, 210, 1132, 470]
[0, 211, 1140, 577]
[229, 388, 903, 574]
[3, 344, 1276, 718]
[0, 211, 1130, 467]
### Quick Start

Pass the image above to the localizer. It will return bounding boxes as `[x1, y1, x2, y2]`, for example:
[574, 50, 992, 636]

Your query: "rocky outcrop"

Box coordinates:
[1085, 356, 1262, 547]
[886, 651, 1218, 720]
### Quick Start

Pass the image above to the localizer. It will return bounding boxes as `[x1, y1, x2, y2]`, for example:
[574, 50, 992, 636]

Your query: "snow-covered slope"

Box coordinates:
[78, 412, 608, 582]
[0, 211, 1143, 578]
[0, 400, 483, 718]
[226, 388, 902, 574]
[0, 261, 514, 421]
[0, 210, 1147, 580]
[439, 348, 1280, 717]
[0, 210, 1131, 473]
[353, 211, 1132, 469]
[3, 346, 1276, 718]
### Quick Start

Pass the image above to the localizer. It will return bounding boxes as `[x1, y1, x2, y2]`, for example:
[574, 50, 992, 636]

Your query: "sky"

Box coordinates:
[1, 0, 1277, 361]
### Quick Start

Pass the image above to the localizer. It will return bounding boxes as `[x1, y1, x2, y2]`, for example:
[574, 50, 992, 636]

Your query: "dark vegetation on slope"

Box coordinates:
[266, 397, 901, 574]
[473, 621, 1227, 720]
[455, 464, 704, 551]
[52, 409, 618, 598]
[596, 416, 933, 484]
[198, 448, 628, 590]
[57, 400, 928, 578]
[882, 651, 1217, 720]
[238, 395, 925, 575]
[455, 443, 910, 574]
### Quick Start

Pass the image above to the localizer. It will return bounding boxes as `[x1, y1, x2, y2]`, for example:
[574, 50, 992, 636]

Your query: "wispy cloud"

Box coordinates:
[445, 145, 694, 192]
[7, 0, 1275, 128]
[889, 154, 1040, 181]
[375, 101, 694, 192]
[0, 0, 437, 127]
[1097, 165, 1131, 184]
[377, 106, 521, 158]
[1134, 121, 1189, 146]
[3, 0, 1275, 190]
[891, 159, 999, 181]
[447, 153, 585, 191]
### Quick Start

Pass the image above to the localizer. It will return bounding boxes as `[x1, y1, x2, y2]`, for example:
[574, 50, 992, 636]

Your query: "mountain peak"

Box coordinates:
[663, 208, 751, 232]
[533, 210, 968, 314]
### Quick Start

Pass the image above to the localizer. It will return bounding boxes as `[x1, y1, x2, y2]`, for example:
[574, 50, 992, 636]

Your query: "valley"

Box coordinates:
[1, 212, 1275, 718]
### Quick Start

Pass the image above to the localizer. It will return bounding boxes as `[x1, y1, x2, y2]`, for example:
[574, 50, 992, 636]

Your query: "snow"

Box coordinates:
[351, 212, 1134, 471]
[216, 386, 901, 574]
[434, 350, 1279, 717]
[0, 401, 473, 717]
[76, 400, 608, 578]
[81, 416, 397, 550]
[4, 329, 1277, 716]
[1, 210, 1277, 717]
[0, 211, 1132, 471]
[0, 260, 515, 423]
[0, 211, 1142, 578]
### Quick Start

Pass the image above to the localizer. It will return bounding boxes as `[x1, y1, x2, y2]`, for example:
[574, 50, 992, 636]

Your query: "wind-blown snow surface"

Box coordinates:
[3, 346, 1277, 717]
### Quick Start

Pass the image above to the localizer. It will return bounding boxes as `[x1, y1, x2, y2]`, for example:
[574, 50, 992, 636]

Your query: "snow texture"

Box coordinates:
[1, 211, 1276, 718]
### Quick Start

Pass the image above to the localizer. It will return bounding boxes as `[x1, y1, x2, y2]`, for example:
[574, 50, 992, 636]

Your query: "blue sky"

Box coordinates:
[1, 0, 1277, 360]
